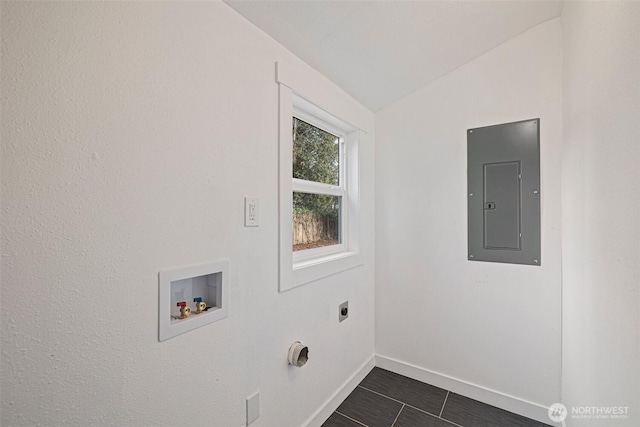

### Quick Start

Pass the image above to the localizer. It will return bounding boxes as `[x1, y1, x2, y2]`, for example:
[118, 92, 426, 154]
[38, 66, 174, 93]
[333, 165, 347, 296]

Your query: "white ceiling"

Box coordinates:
[224, 0, 563, 112]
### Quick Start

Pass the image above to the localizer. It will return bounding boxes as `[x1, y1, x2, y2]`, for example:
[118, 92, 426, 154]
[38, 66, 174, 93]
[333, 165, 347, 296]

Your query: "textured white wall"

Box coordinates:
[375, 18, 562, 416]
[562, 2, 640, 426]
[0, 2, 375, 426]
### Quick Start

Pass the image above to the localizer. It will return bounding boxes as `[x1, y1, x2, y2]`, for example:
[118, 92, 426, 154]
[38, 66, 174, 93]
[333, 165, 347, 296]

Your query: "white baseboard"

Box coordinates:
[303, 355, 375, 427]
[375, 354, 552, 426]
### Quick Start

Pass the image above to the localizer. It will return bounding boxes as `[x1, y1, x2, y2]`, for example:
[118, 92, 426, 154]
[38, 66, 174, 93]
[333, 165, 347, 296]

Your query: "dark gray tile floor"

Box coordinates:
[322, 368, 551, 427]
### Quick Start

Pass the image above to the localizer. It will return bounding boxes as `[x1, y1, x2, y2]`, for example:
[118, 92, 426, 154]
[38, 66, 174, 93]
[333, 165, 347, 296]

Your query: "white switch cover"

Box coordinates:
[246, 391, 260, 425]
[245, 197, 259, 227]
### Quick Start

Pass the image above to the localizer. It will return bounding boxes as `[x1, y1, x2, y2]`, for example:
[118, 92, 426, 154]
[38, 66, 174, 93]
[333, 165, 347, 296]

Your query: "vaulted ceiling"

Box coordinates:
[225, 0, 563, 112]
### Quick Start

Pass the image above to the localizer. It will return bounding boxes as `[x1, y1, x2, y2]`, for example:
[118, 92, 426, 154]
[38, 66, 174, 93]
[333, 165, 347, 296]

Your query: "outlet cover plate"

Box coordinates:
[245, 197, 259, 227]
[247, 391, 259, 425]
[339, 301, 349, 322]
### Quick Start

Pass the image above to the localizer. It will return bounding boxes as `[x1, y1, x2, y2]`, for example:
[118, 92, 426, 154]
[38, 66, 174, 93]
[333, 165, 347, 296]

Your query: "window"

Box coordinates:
[278, 81, 363, 291]
[292, 115, 345, 258]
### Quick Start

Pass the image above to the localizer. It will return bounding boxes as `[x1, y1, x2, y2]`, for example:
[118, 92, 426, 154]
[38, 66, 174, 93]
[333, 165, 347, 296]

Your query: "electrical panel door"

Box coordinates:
[467, 119, 541, 265]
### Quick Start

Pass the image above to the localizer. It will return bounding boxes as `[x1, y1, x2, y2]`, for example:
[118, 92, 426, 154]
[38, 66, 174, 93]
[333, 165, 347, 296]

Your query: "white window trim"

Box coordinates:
[279, 84, 362, 292]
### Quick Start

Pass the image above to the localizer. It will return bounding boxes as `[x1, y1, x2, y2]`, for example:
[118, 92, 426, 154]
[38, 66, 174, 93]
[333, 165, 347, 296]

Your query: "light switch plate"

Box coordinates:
[245, 197, 259, 227]
[246, 391, 260, 425]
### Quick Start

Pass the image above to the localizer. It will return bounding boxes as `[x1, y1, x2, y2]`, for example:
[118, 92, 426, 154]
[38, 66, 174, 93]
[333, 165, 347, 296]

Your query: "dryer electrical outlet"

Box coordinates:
[467, 119, 541, 266]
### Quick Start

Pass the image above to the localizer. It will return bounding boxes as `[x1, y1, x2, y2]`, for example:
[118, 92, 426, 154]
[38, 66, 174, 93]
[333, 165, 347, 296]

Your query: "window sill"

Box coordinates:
[285, 251, 363, 291]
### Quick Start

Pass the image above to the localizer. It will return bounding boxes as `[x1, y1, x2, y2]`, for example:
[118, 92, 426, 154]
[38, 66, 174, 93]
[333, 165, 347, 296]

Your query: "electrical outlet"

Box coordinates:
[339, 301, 348, 322]
[244, 197, 259, 227]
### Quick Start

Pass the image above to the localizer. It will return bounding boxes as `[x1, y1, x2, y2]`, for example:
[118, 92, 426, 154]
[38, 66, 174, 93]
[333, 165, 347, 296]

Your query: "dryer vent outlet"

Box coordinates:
[288, 341, 309, 367]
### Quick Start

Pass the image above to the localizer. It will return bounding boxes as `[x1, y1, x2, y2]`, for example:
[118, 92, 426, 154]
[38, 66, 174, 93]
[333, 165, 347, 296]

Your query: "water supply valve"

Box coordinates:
[193, 297, 206, 314]
[177, 301, 191, 319]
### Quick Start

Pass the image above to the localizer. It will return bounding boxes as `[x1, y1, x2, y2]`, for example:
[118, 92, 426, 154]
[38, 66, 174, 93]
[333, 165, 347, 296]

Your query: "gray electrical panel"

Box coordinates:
[467, 118, 540, 266]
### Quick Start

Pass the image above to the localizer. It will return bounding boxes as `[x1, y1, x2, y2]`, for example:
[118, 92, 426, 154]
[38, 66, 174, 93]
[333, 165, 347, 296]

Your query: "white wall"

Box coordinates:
[375, 18, 563, 422]
[0, 2, 375, 426]
[561, 2, 640, 426]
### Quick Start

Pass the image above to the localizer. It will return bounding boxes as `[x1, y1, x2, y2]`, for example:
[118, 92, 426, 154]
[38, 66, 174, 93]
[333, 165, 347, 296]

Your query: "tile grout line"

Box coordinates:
[406, 403, 463, 427]
[334, 411, 370, 427]
[439, 390, 450, 418]
[357, 385, 407, 407]
[356, 385, 463, 427]
[390, 404, 405, 427]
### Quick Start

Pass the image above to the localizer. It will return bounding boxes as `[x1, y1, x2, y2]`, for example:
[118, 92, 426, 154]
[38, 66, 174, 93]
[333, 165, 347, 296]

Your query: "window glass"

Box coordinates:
[292, 117, 340, 185]
[292, 193, 341, 251]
